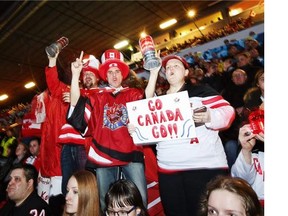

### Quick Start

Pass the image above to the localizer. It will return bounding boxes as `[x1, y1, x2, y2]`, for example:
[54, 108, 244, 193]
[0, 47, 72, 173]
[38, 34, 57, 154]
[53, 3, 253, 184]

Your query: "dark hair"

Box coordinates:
[122, 70, 146, 89]
[198, 175, 263, 216]
[105, 179, 149, 216]
[29, 136, 41, 146]
[11, 163, 38, 189]
[243, 68, 264, 109]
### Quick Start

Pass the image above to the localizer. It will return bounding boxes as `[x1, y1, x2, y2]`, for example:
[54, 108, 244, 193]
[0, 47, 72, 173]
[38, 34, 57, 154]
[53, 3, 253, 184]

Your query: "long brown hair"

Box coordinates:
[63, 170, 100, 216]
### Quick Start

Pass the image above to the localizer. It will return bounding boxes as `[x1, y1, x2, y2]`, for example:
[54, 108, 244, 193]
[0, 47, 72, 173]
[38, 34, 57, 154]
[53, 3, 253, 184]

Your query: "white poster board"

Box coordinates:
[127, 91, 196, 144]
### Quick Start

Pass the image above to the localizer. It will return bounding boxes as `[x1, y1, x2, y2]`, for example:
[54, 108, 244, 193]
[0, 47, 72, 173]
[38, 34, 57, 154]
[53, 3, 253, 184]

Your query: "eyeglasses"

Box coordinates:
[106, 206, 136, 216]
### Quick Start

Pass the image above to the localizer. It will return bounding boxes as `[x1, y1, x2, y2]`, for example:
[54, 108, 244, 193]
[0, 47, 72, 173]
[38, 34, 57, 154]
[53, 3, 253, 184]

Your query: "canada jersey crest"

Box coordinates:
[103, 103, 128, 130]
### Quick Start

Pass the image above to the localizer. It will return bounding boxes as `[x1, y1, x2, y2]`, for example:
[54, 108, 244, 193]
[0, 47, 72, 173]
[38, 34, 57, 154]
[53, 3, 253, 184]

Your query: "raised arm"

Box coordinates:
[45, 50, 67, 96]
[70, 51, 84, 106]
[145, 66, 161, 98]
[238, 124, 257, 164]
[144, 50, 162, 98]
[48, 51, 58, 67]
[230, 124, 258, 184]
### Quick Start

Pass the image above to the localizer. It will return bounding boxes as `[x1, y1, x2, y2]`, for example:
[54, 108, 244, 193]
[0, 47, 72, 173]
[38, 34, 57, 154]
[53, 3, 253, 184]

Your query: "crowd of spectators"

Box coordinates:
[0, 14, 264, 215]
[159, 16, 255, 55]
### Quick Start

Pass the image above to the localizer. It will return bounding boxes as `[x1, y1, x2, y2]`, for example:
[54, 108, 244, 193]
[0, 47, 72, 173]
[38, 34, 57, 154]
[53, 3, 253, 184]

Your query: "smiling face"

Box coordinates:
[207, 189, 246, 216]
[65, 176, 79, 214]
[165, 59, 188, 86]
[106, 67, 123, 88]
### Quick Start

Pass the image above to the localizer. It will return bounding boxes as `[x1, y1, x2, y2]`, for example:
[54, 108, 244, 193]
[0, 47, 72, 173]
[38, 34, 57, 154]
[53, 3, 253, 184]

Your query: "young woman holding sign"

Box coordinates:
[142, 54, 235, 216]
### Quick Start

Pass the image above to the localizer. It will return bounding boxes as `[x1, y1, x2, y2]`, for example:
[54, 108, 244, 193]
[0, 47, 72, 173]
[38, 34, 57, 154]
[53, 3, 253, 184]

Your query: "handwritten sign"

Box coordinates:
[127, 91, 196, 144]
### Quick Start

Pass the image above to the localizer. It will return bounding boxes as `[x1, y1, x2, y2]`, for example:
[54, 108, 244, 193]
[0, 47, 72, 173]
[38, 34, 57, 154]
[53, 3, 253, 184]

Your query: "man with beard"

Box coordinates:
[40, 50, 101, 204]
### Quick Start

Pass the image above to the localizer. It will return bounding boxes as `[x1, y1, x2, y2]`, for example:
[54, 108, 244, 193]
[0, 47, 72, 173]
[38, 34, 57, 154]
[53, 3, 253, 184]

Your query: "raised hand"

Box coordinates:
[71, 51, 84, 77]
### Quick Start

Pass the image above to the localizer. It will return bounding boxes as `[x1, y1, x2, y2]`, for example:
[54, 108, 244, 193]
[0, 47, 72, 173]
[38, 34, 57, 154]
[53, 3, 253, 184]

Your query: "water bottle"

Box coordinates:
[45, 36, 69, 57]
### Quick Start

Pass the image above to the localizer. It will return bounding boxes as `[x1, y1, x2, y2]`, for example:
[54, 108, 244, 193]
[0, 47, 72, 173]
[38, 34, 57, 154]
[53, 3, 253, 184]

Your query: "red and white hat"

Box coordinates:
[162, 55, 189, 69]
[99, 49, 129, 81]
[81, 54, 100, 79]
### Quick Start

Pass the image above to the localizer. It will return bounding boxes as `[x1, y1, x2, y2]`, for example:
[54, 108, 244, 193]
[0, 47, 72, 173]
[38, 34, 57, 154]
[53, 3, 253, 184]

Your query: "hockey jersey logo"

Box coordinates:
[103, 103, 128, 130]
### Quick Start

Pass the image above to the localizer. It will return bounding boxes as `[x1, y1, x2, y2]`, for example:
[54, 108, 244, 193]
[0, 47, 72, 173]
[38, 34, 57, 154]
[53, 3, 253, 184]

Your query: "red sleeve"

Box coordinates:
[45, 66, 68, 98]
